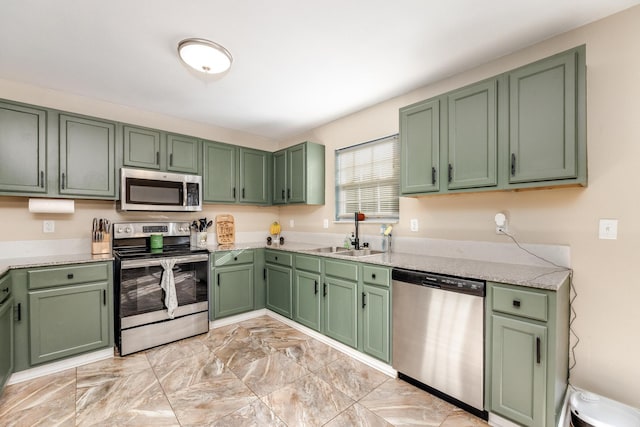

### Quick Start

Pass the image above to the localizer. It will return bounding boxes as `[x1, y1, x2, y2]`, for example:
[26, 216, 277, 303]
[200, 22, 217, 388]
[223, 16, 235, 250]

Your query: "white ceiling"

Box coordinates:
[1, 1, 638, 141]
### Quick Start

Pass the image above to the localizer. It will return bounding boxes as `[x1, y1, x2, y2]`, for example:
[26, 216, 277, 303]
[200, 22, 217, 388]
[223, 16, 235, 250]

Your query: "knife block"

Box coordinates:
[91, 233, 111, 255]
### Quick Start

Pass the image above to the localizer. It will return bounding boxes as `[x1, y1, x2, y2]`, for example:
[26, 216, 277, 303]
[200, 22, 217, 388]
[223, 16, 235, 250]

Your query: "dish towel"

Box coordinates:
[160, 258, 178, 319]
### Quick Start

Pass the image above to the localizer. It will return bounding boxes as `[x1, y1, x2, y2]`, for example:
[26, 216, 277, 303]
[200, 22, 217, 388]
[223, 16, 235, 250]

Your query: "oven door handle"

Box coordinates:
[120, 254, 210, 269]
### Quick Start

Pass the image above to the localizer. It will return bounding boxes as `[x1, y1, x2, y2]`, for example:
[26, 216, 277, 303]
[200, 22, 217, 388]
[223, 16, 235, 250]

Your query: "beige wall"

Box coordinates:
[280, 6, 640, 406]
[1, 5, 639, 407]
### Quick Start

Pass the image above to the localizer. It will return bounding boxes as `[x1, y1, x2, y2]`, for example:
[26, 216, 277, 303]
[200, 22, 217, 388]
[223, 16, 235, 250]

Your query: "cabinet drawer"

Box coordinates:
[214, 250, 254, 266]
[28, 263, 109, 290]
[492, 285, 548, 322]
[362, 265, 390, 287]
[295, 255, 321, 273]
[265, 250, 292, 267]
[324, 259, 358, 281]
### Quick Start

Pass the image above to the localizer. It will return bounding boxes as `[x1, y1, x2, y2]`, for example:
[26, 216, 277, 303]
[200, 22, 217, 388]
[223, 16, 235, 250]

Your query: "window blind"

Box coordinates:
[335, 134, 399, 221]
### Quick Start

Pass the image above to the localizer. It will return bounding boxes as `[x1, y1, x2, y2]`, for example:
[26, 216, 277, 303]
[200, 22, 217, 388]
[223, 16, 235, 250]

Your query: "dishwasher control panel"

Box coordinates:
[392, 268, 485, 296]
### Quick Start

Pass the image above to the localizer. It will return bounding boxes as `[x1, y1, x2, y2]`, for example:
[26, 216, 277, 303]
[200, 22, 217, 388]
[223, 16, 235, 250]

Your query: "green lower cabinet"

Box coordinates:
[293, 270, 321, 331]
[28, 282, 110, 365]
[266, 264, 293, 318]
[213, 264, 254, 319]
[323, 277, 358, 348]
[0, 293, 14, 394]
[491, 314, 547, 426]
[486, 281, 569, 427]
[361, 284, 390, 362]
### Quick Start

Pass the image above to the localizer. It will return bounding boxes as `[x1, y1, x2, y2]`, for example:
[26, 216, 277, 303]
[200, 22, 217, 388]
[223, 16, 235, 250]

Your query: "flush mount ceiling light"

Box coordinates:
[177, 38, 233, 74]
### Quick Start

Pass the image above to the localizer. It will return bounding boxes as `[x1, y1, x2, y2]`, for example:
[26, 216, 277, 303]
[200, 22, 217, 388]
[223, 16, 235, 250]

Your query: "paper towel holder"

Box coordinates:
[28, 198, 75, 214]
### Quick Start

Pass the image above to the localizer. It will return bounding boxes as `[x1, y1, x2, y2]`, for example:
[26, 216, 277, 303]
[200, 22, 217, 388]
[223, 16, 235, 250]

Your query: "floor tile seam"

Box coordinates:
[254, 394, 290, 427]
[144, 351, 182, 426]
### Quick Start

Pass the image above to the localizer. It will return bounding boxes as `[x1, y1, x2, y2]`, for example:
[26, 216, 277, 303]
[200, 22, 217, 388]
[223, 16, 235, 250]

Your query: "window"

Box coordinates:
[335, 134, 399, 221]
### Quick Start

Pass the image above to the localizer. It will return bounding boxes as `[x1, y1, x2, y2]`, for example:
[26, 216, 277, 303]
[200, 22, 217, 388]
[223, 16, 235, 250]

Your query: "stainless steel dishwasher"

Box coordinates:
[392, 268, 487, 419]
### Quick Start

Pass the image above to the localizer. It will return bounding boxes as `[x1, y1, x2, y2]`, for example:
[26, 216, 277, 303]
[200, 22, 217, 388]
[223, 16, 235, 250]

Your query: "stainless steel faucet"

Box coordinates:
[352, 212, 360, 250]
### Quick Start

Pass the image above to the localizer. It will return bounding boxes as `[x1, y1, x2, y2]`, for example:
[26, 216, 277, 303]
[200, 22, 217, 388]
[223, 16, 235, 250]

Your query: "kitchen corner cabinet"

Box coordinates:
[400, 45, 586, 197]
[11, 262, 114, 372]
[202, 140, 271, 205]
[265, 250, 293, 318]
[123, 125, 199, 174]
[0, 273, 14, 394]
[212, 250, 255, 319]
[0, 101, 47, 194]
[486, 280, 570, 427]
[272, 141, 325, 205]
[59, 114, 116, 198]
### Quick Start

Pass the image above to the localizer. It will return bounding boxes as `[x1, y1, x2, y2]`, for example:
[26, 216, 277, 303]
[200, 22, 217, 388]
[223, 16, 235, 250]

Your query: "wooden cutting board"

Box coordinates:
[215, 214, 235, 244]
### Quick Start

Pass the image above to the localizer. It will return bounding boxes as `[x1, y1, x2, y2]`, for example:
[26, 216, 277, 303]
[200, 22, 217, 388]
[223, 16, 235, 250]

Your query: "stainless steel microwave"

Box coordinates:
[118, 168, 202, 212]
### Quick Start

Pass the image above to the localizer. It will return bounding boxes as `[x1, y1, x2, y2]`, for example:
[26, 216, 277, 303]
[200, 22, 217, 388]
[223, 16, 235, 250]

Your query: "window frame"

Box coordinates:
[334, 134, 400, 222]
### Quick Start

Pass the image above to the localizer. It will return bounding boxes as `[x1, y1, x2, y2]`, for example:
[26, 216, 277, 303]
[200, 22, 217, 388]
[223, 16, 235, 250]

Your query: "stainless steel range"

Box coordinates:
[113, 221, 209, 356]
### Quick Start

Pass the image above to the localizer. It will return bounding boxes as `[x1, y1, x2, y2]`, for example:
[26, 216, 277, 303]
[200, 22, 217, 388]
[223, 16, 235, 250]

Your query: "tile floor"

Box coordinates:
[0, 316, 490, 426]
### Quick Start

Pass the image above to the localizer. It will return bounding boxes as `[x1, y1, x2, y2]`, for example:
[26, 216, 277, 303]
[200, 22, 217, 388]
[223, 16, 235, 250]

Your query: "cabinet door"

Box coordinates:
[202, 141, 237, 202]
[0, 102, 47, 194]
[59, 114, 116, 197]
[214, 265, 254, 319]
[0, 294, 14, 393]
[361, 284, 390, 362]
[324, 277, 357, 348]
[239, 148, 270, 204]
[272, 150, 287, 205]
[293, 270, 321, 331]
[167, 134, 199, 174]
[29, 282, 110, 365]
[509, 51, 577, 183]
[287, 144, 306, 203]
[400, 99, 440, 194]
[447, 80, 497, 189]
[491, 314, 547, 427]
[266, 264, 292, 318]
[123, 125, 162, 170]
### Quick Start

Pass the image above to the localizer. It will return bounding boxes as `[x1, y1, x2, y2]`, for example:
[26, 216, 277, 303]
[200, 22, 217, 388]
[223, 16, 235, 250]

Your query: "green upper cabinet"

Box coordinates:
[272, 141, 325, 205]
[446, 79, 497, 190]
[59, 114, 116, 198]
[202, 140, 270, 205]
[0, 101, 47, 194]
[239, 147, 270, 205]
[123, 126, 199, 174]
[508, 48, 581, 184]
[167, 133, 199, 174]
[399, 45, 586, 197]
[400, 98, 440, 194]
[123, 125, 162, 170]
[203, 140, 237, 202]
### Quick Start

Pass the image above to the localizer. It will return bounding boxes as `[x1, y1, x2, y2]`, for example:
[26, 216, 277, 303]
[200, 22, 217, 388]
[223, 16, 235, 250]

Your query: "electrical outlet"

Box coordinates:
[410, 218, 419, 232]
[43, 220, 55, 233]
[599, 219, 618, 240]
[323, 219, 329, 229]
[494, 213, 508, 234]
[289, 219, 295, 228]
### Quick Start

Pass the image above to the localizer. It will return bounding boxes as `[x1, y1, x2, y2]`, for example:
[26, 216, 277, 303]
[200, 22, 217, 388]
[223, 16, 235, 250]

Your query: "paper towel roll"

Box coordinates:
[28, 198, 75, 214]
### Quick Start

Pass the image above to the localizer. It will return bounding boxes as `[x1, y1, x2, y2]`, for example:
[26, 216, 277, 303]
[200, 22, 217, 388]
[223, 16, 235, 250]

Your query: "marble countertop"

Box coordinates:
[0, 242, 570, 291]
[208, 242, 570, 291]
[0, 253, 114, 276]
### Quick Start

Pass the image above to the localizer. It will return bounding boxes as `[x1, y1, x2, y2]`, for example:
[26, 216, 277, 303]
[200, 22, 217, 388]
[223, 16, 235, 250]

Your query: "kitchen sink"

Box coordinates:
[308, 246, 350, 253]
[340, 249, 384, 257]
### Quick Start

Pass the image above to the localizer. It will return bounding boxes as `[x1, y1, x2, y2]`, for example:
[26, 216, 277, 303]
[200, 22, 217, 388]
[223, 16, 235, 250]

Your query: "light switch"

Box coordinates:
[43, 220, 55, 233]
[410, 219, 419, 232]
[289, 219, 295, 228]
[323, 219, 329, 229]
[598, 219, 618, 240]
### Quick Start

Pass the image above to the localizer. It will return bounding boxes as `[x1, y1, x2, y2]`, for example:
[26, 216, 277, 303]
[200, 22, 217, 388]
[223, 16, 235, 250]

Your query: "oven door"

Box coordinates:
[119, 254, 209, 329]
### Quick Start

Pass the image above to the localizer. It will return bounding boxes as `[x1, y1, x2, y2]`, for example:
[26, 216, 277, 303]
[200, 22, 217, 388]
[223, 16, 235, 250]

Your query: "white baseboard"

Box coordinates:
[8, 347, 114, 385]
[488, 412, 522, 427]
[209, 308, 269, 329]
